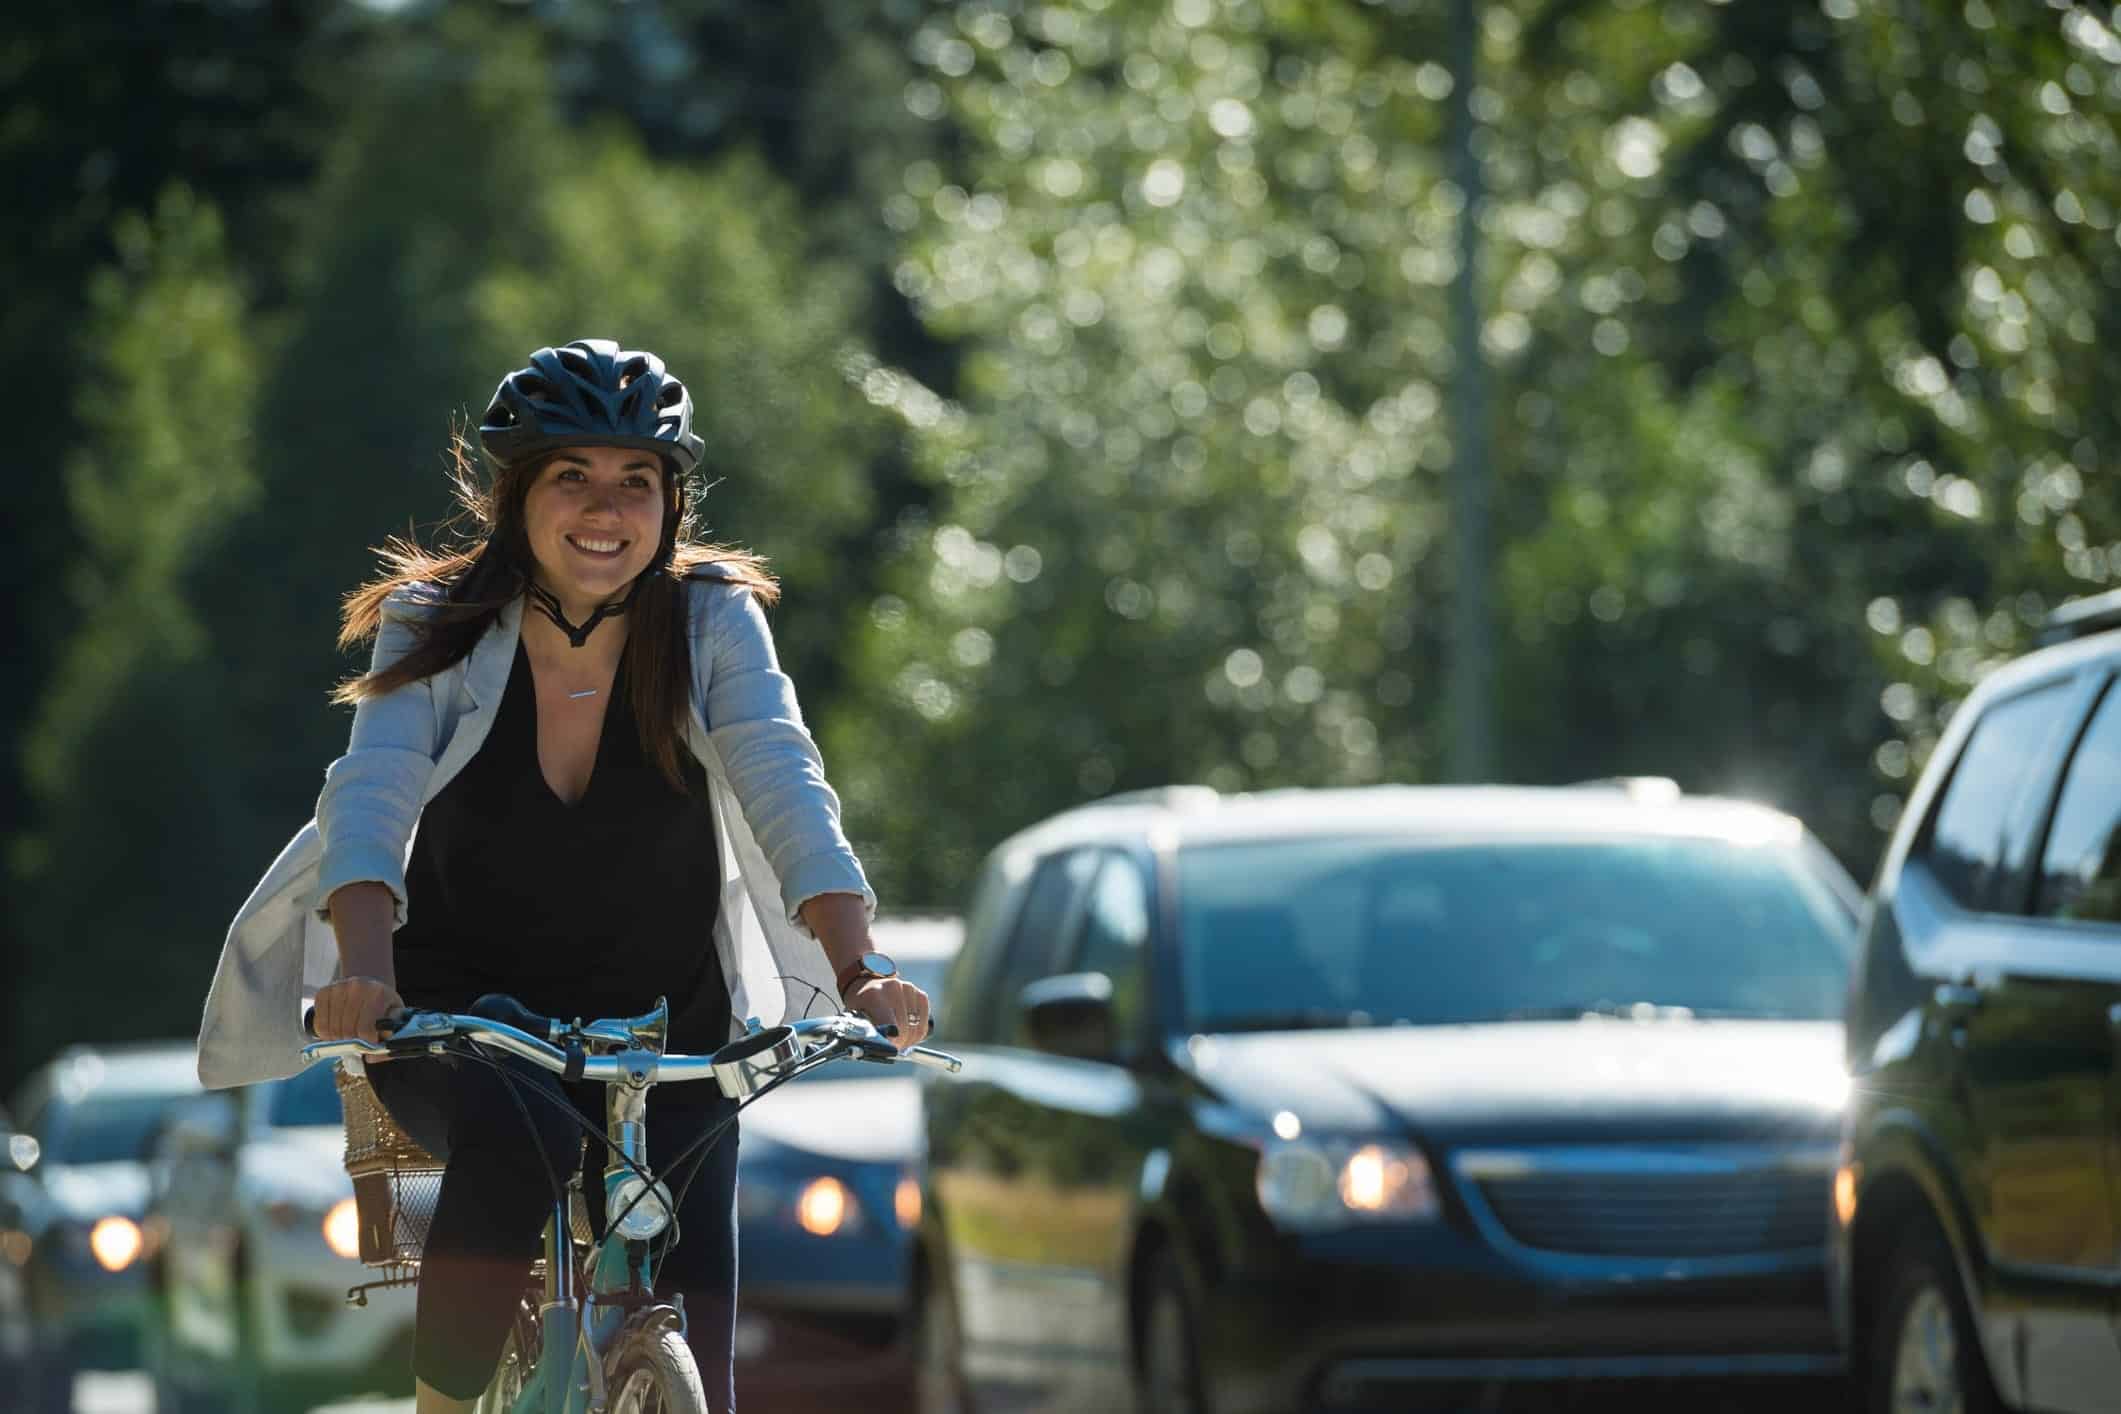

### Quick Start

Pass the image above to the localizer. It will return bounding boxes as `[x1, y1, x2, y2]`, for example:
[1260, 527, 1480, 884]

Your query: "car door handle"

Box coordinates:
[1933, 983, 1983, 1012]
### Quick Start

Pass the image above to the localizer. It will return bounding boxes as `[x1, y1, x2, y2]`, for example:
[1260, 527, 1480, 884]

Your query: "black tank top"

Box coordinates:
[393, 638, 727, 1052]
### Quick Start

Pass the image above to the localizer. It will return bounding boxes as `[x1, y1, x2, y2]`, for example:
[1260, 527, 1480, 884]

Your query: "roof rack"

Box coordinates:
[1569, 776, 1682, 803]
[2036, 589, 2121, 647]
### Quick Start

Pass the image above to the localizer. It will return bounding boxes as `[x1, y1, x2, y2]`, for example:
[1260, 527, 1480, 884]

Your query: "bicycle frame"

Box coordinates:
[508, 1060, 681, 1414]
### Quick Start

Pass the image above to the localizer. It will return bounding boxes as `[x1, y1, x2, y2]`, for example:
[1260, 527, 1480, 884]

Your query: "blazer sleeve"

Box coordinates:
[311, 586, 444, 925]
[697, 579, 876, 927]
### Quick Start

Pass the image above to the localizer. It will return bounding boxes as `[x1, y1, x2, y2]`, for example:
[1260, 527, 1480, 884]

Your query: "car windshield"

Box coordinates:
[264, 1060, 345, 1128]
[50, 1094, 177, 1165]
[790, 954, 953, 1082]
[1176, 836, 1855, 1031]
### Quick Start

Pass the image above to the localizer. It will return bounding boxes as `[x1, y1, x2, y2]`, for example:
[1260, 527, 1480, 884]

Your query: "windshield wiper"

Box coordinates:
[1204, 1009, 1379, 1034]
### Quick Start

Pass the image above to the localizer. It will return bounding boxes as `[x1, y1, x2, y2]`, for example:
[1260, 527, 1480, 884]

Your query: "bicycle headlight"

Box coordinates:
[608, 1174, 677, 1240]
[1256, 1139, 1439, 1230]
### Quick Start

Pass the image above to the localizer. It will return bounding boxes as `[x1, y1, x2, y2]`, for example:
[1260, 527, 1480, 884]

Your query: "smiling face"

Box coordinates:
[519, 445, 670, 610]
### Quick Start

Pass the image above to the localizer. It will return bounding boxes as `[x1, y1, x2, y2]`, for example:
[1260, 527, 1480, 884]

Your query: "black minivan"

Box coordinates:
[1835, 591, 2121, 1414]
[914, 781, 1863, 1413]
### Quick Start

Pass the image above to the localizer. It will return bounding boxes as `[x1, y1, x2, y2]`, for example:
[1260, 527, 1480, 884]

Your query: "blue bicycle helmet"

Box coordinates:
[478, 339, 705, 473]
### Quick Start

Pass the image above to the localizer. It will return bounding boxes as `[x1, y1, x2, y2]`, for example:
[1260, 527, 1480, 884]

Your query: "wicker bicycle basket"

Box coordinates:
[334, 1060, 594, 1271]
[334, 1061, 447, 1268]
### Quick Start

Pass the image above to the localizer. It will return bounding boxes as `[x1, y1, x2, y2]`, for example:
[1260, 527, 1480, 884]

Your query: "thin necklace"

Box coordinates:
[568, 688, 598, 700]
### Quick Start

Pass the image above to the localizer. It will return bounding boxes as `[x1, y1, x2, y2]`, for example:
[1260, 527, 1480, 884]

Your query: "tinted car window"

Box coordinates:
[2034, 680, 2121, 925]
[1922, 681, 2080, 911]
[264, 1060, 346, 1128]
[46, 1094, 176, 1165]
[993, 850, 1098, 1042]
[1067, 853, 1153, 1058]
[1176, 837, 1854, 1029]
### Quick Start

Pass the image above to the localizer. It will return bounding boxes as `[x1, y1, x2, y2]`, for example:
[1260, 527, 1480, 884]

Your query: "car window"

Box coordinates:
[990, 849, 1099, 1042]
[45, 1094, 178, 1165]
[2034, 680, 2121, 926]
[1062, 852, 1153, 1059]
[1176, 836, 1856, 1029]
[1920, 681, 2081, 912]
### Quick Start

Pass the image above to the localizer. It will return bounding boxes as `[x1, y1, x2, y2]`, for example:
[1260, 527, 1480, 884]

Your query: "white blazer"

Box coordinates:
[196, 566, 874, 1089]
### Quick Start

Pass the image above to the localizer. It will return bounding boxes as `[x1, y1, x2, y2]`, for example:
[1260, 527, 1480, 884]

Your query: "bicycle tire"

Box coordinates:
[605, 1322, 708, 1414]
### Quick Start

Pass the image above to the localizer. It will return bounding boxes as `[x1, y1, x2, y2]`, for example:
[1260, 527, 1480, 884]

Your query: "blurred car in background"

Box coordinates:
[0, 1104, 37, 1389]
[916, 782, 1862, 1414]
[144, 1058, 415, 1413]
[1835, 590, 2121, 1414]
[735, 913, 961, 1411]
[4, 1040, 199, 1414]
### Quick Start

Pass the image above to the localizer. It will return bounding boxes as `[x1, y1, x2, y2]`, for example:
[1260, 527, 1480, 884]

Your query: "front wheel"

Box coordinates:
[1138, 1254, 1211, 1414]
[1868, 1224, 2001, 1414]
[606, 1323, 707, 1414]
[913, 1259, 975, 1414]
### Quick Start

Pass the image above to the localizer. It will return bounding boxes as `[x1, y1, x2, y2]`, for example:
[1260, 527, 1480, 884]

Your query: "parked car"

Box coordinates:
[915, 782, 1862, 1413]
[0, 1104, 38, 1389]
[735, 913, 962, 1410]
[4, 1040, 199, 1413]
[1835, 589, 2121, 1414]
[144, 1058, 416, 1413]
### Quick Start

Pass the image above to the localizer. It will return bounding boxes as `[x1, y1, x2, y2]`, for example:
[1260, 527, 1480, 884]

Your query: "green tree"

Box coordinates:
[15, 186, 260, 1055]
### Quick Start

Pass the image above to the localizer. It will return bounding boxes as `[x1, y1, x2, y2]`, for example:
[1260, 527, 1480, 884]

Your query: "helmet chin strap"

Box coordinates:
[525, 575, 649, 649]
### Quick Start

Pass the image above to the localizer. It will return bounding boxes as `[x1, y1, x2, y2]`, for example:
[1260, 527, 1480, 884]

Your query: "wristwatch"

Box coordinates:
[835, 952, 898, 1000]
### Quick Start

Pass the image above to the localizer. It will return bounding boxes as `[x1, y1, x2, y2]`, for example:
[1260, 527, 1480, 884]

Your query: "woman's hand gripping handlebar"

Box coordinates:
[300, 1000, 963, 1098]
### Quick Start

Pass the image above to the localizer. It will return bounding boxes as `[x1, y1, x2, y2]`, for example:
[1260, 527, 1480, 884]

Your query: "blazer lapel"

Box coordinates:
[425, 595, 522, 800]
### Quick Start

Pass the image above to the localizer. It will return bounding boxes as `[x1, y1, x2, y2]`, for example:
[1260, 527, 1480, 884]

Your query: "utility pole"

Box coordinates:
[1446, 0, 1495, 781]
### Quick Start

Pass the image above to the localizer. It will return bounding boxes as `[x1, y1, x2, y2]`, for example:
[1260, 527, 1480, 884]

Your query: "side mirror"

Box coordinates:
[1018, 972, 1116, 1061]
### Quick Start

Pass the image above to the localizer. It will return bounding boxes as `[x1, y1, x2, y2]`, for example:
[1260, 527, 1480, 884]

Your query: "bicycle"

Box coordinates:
[300, 996, 961, 1413]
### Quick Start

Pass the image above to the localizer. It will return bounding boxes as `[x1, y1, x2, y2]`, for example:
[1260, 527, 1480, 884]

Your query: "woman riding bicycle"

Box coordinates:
[196, 339, 932, 1412]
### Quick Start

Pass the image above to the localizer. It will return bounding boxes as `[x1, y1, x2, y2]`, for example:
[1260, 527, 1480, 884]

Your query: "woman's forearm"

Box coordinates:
[798, 892, 873, 988]
[327, 881, 399, 984]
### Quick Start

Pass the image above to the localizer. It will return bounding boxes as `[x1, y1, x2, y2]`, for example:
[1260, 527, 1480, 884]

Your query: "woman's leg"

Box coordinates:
[366, 1052, 587, 1401]
[415, 1380, 476, 1413]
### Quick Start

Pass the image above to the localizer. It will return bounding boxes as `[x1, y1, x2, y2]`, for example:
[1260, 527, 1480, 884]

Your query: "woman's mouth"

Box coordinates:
[566, 534, 628, 560]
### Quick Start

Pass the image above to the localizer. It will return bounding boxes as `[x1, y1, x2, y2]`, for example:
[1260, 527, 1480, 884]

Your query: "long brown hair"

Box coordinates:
[334, 432, 778, 792]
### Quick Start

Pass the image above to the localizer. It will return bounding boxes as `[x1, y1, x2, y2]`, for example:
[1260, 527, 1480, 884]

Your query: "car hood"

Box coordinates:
[44, 1162, 152, 1221]
[738, 1077, 920, 1166]
[238, 1126, 354, 1208]
[1182, 1019, 1848, 1147]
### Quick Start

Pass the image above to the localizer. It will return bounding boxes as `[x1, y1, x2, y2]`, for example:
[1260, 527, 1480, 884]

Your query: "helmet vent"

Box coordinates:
[557, 347, 595, 381]
[517, 375, 550, 401]
[619, 356, 649, 387]
[656, 381, 685, 408]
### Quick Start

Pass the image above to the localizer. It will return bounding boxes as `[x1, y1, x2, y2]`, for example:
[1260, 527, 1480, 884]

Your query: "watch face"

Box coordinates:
[861, 953, 898, 980]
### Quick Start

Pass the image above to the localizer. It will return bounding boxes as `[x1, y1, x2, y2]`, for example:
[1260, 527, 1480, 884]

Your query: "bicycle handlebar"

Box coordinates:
[299, 1006, 962, 1096]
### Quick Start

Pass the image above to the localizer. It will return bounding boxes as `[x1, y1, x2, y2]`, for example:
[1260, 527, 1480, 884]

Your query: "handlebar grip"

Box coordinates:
[302, 1003, 404, 1041]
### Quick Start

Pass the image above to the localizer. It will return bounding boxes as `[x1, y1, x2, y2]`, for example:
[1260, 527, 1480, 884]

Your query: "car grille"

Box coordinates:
[1460, 1148, 1831, 1259]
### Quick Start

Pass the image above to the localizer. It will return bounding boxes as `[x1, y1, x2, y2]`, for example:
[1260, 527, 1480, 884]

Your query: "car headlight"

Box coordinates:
[1256, 1139, 1439, 1230]
[795, 1177, 858, 1237]
[322, 1198, 361, 1260]
[88, 1216, 143, 1272]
